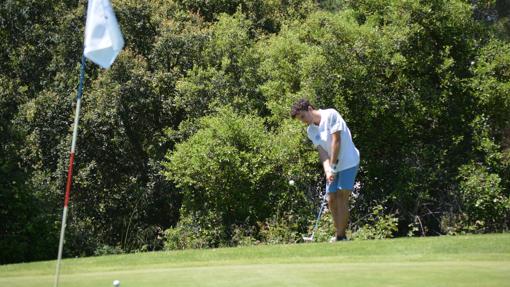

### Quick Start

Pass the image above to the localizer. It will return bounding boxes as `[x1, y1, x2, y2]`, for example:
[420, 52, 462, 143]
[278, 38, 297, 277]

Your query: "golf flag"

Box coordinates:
[84, 0, 124, 69]
[54, 2, 124, 287]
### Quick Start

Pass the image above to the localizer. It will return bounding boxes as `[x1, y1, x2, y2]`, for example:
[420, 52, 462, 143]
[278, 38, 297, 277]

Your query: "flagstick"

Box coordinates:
[54, 55, 86, 287]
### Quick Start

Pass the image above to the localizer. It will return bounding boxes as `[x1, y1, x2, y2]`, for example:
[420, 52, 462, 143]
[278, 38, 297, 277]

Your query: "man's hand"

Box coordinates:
[326, 168, 335, 183]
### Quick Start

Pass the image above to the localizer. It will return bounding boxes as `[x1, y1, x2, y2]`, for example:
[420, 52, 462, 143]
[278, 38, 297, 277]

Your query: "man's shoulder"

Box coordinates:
[322, 108, 340, 116]
[322, 108, 343, 124]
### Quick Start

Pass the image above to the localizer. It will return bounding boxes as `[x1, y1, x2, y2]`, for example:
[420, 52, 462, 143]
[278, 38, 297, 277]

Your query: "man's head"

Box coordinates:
[290, 99, 315, 125]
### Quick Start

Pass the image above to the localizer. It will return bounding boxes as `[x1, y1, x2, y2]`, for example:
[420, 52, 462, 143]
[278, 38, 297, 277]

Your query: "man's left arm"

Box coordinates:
[330, 131, 341, 171]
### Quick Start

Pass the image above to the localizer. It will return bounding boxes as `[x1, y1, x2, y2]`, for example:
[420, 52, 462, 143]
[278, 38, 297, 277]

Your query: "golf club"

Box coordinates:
[303, 188, 328, 242]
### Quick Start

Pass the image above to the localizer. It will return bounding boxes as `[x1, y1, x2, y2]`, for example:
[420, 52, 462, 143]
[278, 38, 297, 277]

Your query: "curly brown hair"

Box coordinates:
[290, 99, 315, 118]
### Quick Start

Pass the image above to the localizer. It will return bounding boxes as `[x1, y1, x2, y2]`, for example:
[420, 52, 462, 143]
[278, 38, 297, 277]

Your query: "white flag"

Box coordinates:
[84, 0, 124, 69]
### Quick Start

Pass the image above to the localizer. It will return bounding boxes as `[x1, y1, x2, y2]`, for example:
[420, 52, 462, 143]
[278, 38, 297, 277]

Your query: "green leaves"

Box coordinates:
[163, 107, 316, 246]
[166, 107, 275, 219]
[1, 0, 509, 262]
[457, 162, 509, 231]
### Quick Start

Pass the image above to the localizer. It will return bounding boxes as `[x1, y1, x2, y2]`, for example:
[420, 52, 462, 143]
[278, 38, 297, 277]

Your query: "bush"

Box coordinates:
[258, 213, 301, 244]
[4, 0, 510, 263]
[164, 107, 278, 230]
[94, 245, 124, 256]
[163, 107, 318, 247]
[307, 211, 336, 243]
[457, 163, 510, 232]
[164, 210, 225, 250]
[351, 205, 399, 240]
[439, 212, 483, 235]
[230, 224, 258, 246]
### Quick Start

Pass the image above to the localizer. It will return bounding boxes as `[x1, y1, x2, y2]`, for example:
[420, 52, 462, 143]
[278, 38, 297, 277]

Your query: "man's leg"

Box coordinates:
[335, 189, 351, 238]
[327, 192, 338, 233]
[328, 191, 348, 239]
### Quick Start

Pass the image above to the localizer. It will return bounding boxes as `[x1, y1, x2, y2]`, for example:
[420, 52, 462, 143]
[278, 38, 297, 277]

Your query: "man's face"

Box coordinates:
[295, 110, 313, 125]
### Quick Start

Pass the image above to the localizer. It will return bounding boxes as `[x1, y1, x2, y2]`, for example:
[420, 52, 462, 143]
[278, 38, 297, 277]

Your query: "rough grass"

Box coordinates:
[1, 233, 509, 287]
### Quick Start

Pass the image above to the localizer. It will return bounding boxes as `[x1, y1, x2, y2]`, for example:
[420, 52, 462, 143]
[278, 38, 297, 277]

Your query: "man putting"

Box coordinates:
[291, 99, 360, 242]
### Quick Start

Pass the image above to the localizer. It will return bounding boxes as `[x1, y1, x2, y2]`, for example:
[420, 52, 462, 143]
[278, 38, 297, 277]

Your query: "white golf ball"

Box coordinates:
[113, 280, 120, 287]
[288, 180, 295, 186]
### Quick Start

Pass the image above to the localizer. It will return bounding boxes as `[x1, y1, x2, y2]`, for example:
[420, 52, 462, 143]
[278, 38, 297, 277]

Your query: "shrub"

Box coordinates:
[230, 224, 258, 246]
[351, 204, 399, 240]
[307, 210, 336, 243]
[164, 210, 225, 250]
[457, 163, 510, 232]
[94, 245, 124, 256]
[163, 107, 318, 247]
[258, 212, 301, 244]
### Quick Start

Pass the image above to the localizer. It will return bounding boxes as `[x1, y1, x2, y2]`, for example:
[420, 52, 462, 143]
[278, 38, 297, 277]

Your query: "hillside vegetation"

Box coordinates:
[1, 0, 509, 264]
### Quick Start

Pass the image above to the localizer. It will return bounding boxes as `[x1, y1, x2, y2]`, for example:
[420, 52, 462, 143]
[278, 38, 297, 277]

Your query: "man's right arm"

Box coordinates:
[318, 146, 334, 183]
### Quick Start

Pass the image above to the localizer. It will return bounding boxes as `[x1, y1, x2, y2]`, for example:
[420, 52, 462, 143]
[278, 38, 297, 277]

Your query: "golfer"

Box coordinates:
[291, 99, 360, 241]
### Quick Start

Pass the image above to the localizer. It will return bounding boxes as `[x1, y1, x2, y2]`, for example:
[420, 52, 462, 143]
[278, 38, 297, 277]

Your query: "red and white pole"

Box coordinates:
[54, 55, 86, 287]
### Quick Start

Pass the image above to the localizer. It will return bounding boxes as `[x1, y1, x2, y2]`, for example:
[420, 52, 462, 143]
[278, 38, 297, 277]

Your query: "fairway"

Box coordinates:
[1, 234, 509, 287]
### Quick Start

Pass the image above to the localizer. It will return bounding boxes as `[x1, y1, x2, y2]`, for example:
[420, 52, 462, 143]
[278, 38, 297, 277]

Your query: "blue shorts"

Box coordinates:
[326, 165, 359, 193]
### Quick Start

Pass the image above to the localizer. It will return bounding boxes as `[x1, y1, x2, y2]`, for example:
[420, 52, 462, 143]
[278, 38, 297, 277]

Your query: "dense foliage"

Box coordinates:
[1, 0, 509, 264]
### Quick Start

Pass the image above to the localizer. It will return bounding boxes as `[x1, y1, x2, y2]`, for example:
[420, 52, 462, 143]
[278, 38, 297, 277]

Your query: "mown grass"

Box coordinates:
[1, 233, 509, 287]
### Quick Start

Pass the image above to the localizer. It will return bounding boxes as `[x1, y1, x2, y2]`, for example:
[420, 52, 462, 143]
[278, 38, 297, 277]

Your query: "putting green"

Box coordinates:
[1, 234, 509, 287]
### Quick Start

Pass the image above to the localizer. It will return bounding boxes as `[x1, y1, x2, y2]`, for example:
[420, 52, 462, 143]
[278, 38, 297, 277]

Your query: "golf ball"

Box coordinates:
[113, 280, 120, 287]
[288, 180, 295, 186]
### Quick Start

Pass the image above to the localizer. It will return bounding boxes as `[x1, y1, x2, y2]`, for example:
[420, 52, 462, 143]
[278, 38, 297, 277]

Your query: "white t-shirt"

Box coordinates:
[307, 109, 360, 171]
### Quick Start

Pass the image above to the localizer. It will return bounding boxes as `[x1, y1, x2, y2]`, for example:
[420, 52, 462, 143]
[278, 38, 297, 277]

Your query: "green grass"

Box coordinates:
[1, 233, 509, 287]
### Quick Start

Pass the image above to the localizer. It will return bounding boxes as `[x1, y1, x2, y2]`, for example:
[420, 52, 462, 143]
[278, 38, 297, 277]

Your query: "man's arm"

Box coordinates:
[330, 131, 341, 170]
[318, 146, 330, 171]
[318, 146, 334, 183]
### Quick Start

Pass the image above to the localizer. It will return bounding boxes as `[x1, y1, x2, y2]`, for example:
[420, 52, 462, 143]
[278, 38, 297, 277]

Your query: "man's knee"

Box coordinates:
[327, 193, 336, 206]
